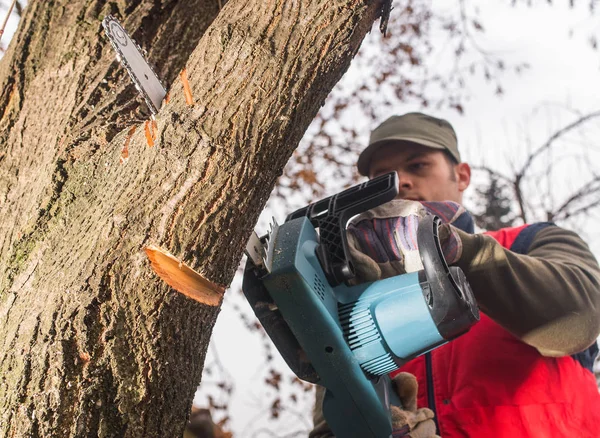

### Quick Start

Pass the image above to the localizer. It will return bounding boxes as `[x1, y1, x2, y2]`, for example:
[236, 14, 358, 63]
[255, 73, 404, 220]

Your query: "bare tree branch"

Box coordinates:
[516, 110, 600, 180]
[471, 165, 512, 184]
[551, 175, 600, 221]
[472, 164, 529, 222]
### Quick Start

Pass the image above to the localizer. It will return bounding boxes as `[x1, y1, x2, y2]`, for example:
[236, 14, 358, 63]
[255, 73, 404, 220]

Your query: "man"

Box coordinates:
[310, 112, 600, 437]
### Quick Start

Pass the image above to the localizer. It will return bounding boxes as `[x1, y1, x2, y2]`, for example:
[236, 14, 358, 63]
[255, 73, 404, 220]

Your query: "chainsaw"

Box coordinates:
[242, 172, 479, 437]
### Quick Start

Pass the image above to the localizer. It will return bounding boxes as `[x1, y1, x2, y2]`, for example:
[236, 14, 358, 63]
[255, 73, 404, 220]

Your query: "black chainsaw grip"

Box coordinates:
[416, 215, 480, 340]
[286, 172, 399, 286]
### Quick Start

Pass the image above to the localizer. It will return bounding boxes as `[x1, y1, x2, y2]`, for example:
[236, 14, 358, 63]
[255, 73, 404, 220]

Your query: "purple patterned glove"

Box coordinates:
[346, 200, 469, 283]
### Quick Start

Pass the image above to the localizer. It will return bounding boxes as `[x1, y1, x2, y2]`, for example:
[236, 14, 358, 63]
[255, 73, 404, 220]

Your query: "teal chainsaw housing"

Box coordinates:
[242, 173, 479, 438]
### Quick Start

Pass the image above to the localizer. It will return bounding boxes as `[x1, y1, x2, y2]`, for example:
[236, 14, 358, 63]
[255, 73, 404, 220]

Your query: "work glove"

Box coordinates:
[346, 200, 473, 283]
[390, 372, 439, 438]
[310, 374, 439, 438]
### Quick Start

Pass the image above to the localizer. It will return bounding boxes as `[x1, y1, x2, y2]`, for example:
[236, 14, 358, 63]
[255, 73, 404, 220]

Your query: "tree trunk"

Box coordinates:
[0, 0, 385, 436]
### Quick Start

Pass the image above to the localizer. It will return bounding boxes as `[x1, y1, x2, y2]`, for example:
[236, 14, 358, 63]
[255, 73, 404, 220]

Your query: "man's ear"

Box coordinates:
[456, 162, 471, 193]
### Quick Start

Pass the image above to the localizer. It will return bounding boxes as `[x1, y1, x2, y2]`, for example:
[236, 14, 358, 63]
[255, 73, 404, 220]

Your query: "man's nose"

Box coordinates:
[397, 172, 413, 190]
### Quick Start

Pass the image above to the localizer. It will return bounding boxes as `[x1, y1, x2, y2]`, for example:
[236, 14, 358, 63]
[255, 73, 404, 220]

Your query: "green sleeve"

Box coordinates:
[454, 225, 600, 357]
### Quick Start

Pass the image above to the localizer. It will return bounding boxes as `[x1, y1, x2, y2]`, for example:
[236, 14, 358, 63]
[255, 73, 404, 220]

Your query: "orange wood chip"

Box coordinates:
[164, 91, 170, 104]
[120, 125, 137, 163]
[144, 245, 225, 306]
[152, 119, 158, 138]
[144, 120, 154, 147]
[180, 67, 195, 106]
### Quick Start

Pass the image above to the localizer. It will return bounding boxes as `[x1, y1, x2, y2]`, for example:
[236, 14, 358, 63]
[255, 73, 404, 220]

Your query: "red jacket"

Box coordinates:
[392, 224, 600, 437]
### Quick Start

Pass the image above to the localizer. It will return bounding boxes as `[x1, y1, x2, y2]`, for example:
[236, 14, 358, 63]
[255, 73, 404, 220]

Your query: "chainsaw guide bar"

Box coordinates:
[102, 15, 167, 115]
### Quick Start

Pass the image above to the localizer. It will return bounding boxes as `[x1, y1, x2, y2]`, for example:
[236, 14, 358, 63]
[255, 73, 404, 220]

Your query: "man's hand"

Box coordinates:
[346, 200, 471, 283]
[391, 372, 439, 438]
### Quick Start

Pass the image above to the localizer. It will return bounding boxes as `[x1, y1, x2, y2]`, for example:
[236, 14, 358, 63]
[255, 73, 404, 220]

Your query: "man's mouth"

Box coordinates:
[398, 195, 423, 201]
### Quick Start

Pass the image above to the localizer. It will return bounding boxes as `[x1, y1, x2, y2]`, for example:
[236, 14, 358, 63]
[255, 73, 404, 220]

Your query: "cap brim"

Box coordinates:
[357, 137, 447, 176]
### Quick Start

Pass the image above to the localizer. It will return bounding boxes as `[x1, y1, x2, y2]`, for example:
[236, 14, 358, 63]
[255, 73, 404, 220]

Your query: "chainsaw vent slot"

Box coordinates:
[361, 353, 396, 376]
[313, 275, 326, 301]
[339, 299, 398, 376]
[339, 300, 381, 349]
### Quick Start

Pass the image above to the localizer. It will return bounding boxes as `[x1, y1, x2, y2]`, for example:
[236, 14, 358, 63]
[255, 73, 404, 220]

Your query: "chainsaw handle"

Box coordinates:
[417, 215, 479, 339]
[286, 172, 399, 286]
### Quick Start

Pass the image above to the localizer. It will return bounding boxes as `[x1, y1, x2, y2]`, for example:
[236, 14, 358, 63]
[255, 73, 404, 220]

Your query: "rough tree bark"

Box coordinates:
[0, 0, 386, 436]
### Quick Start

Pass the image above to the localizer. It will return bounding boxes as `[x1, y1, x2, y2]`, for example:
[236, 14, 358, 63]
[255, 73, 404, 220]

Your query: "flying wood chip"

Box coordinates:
[144, 119, 158, 147]
[120, 125, 137, 163]
[144, 120, 155, 147]
[144, 245, 224, 306]
[180, 67, 195, 106]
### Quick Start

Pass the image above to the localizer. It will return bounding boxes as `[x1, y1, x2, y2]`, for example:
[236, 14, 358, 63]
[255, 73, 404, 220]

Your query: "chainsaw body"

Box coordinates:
[242, 173, 479, 437]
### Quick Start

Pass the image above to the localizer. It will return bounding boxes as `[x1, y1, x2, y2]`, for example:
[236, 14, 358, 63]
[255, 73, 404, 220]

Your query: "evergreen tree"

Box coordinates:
[473, 176, 517, 231]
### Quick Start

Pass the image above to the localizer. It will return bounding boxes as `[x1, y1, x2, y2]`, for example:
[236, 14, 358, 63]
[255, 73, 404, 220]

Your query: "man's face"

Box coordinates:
[368, 142, 471, 203]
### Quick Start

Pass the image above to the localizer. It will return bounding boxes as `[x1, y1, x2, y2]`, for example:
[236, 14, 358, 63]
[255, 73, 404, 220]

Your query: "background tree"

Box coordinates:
[472, 175, 517, 231]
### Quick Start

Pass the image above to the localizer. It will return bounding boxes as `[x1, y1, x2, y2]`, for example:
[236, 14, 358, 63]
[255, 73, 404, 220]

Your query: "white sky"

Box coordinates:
[442, 2, 599, 167]
[2, 1, 600, 436]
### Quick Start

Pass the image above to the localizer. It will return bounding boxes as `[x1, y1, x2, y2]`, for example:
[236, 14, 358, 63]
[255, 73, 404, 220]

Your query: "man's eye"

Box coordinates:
[408, 162, 427, 171]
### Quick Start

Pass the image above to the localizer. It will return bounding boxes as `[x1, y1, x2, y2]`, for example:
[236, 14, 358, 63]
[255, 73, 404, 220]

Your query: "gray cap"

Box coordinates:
[357, 112, 460, 176]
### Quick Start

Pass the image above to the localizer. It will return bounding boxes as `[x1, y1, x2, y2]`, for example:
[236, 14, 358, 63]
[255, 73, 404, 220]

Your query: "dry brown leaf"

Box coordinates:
[144, 245, 224, 306]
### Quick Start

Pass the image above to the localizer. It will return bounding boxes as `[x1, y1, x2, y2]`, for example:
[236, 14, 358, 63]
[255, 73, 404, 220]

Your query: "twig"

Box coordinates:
[458, 0, 492, 58]
[242, 400, 312, 438]
[507, 111, 600, 222]
[513, 176, 527, 224]
[0, 0, 18, 43]
[207, 340, 236, 387]
[472, 164, 529, 222]
[554, 198, 600, 222]
[516, 110, 600, 180]
[551, 175, 600, 220]
[471, 165, 512, 184]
